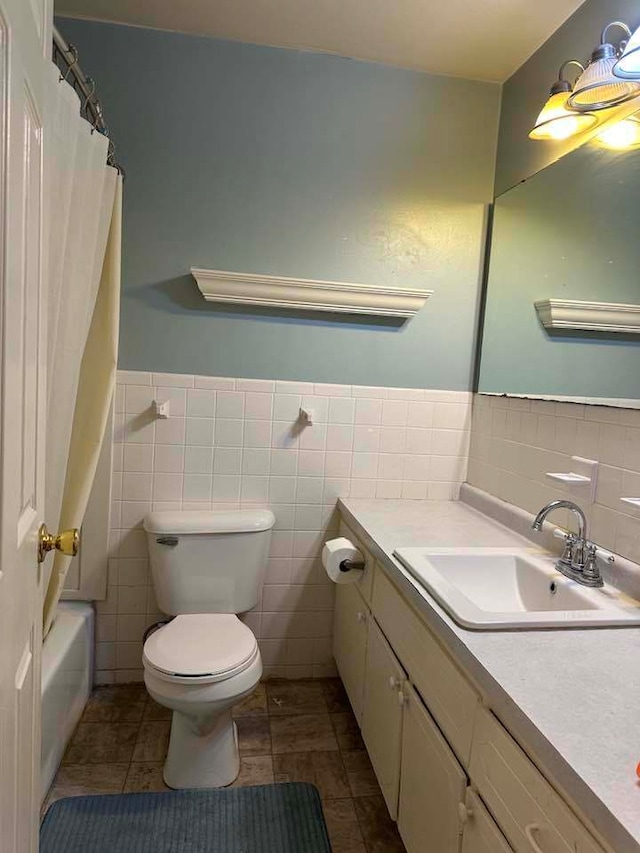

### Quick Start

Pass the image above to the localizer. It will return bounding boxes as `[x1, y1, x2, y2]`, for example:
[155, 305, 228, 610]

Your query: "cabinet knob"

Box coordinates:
[457, 802, 473, 825]
[397, 689, 407, 706]
[388, 676, 397, 690]
[356, 611, 367, 623]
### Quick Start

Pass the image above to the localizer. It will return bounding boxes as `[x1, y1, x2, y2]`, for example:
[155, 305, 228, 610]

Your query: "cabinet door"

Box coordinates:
[361, 620, 406, 819]
[333, 582, 369, 723]
[398, 684, 467, 853]
[461, 789, 512, 853]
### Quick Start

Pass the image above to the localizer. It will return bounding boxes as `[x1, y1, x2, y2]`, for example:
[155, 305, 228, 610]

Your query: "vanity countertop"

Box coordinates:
[337, 497, 640, 853]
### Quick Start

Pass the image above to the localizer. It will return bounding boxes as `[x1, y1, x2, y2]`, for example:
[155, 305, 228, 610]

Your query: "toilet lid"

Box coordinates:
[143, 614, 258, 678]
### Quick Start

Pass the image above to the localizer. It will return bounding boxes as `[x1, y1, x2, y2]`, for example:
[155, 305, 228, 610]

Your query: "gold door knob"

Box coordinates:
[38, 524, 79, 563]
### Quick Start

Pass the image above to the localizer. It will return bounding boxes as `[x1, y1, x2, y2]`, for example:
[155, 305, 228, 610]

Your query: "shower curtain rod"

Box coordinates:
[52, 25, 123, 174]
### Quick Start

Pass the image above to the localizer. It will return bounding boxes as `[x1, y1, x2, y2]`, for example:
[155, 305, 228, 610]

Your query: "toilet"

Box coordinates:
[142, 509, 275, 789]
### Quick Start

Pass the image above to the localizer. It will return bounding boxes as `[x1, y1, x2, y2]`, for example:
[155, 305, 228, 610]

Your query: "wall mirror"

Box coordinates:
[477, 136, 640, 406]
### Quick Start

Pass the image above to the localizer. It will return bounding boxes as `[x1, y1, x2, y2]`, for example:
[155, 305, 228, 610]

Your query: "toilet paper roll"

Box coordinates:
[322, 537, 365, 584]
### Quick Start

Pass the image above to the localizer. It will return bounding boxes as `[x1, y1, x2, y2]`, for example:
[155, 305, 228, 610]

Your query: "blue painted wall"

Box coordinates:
[58, 19, 500, 389]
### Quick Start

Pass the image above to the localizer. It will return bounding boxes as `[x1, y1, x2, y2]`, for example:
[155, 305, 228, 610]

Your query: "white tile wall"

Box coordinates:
[97, 370, 472, 684]
[468, 394, 640, 564]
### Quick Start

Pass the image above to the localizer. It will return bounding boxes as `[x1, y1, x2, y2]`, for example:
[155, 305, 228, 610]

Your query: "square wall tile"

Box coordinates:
[217, 391, 245, 419]
[243, 448, 271, 475]
[154, 445, 185, 473]
[187, 445, 215, 474]
[152, 473, 183, 502]
[186, 389, 216, 418]
[123, 444, 153, 473]
[245, 420, 272, 448]
[216, 419, 244, 447]
[186, 417, 215, 447]
[183, 474, 212, 502]
[245, 393, 273, 420]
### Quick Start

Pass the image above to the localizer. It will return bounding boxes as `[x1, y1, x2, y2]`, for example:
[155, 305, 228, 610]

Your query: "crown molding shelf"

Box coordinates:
[191, 267, 432, 319]
[534, 299, 640, 334]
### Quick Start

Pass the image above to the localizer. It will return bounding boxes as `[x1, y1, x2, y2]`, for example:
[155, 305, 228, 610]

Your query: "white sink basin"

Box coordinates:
[393, 547, 640, 630]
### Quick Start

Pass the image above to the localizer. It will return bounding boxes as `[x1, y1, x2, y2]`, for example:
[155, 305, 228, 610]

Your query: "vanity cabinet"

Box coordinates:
[361, 619, 406, 818]
[332, 527, 610, 853]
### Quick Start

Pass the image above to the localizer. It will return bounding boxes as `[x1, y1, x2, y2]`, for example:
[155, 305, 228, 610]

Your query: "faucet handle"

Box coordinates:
[582, 542, 603, 587]
[559, 532, 576, 567]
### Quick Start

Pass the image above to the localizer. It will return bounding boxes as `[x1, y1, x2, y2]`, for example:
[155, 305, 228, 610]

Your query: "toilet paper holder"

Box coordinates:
[340, 558, 365, 572]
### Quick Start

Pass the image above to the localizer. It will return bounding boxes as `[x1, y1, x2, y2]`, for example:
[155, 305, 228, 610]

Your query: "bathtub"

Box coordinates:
[41, 601, 94, 801]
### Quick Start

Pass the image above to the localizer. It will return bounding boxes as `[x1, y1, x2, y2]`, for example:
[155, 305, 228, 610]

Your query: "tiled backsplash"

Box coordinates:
[97, 370, 471, 684]
[468, 394, 640, 564]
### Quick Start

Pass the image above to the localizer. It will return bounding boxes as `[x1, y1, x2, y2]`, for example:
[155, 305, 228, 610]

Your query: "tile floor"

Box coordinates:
[45, 679, 406, 853]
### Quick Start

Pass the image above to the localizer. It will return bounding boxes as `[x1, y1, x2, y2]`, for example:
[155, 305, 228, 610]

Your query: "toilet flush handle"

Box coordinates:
[156, 536, 178, 546]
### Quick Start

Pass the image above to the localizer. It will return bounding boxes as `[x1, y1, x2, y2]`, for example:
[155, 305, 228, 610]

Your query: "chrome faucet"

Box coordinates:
[532, 500, 603, 587]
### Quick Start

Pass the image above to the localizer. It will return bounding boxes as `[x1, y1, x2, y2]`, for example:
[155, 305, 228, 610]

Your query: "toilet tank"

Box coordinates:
[143, 510, 275, 615]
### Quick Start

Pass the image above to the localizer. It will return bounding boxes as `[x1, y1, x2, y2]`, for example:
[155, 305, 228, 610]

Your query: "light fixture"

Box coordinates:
[594, 114, 640, 149]
[614, 23, 640, 79]
[529, 61, 598, 140]
[567, 22, 640, 111]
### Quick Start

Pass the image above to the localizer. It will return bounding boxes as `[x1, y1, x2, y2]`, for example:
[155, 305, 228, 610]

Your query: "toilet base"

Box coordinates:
[163, 709, 240, 789]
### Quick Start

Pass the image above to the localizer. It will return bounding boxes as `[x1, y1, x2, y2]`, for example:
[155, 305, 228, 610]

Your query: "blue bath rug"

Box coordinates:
[40, 783, 332, 852]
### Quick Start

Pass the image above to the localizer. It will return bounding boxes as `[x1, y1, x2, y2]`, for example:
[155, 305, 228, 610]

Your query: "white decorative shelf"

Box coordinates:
[621, 498, 640, 508]
[545, 456, 598, 502]
[534, 299, 640, 334]
[191, 267, 432, 319]
[546, 472, 591, 484]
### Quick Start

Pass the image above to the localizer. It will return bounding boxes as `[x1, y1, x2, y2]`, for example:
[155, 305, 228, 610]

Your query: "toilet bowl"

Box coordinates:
[142, 508, 274, 788]
[143, 613, 262, 788]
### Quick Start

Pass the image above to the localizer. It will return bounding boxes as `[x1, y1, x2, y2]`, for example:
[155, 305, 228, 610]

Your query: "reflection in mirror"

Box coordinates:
[477, 135, 640, 405]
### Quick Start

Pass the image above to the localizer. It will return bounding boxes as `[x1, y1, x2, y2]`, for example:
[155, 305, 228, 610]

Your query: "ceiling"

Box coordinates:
[54, 0, 586, 83]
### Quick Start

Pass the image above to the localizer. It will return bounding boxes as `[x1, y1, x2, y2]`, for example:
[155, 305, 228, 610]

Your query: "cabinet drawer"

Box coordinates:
[373, 565, 479, 767]
[339, 519, 374, 605]
[333, 582, 369, 723]
[470, 707, 605, 853]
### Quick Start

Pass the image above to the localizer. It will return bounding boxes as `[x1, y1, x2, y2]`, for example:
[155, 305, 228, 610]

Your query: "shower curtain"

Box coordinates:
[42, 62, 121, 637]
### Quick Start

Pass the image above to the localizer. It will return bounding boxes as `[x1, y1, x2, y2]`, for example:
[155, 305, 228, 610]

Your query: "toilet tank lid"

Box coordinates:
[143, 509, 275, 534]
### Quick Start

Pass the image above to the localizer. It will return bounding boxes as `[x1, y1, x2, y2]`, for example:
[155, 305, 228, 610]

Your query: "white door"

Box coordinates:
[0, 0, 50, 850]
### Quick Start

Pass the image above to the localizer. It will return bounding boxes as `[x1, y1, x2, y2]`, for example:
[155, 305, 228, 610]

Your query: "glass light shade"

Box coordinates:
[614, 26, 640, 79]
[529, 92, 598, 140]
[567, 53, 640, 110]
[594, 115, 640, 149]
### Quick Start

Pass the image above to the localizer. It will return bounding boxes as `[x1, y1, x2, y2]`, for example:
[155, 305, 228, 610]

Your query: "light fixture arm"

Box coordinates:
[549, 60, 585, 95]
[558, 59, 585, 80]
[600, 21, 632, 46]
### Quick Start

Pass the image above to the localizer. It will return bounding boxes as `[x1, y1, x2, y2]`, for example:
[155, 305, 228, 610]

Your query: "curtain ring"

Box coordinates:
[90, 100, 104, 133]
[61, 44, 79, 83]
[81, 77, 96, 115]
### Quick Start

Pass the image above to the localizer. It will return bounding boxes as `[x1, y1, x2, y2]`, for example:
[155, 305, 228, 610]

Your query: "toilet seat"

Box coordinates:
[143, 614, 258, 684]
